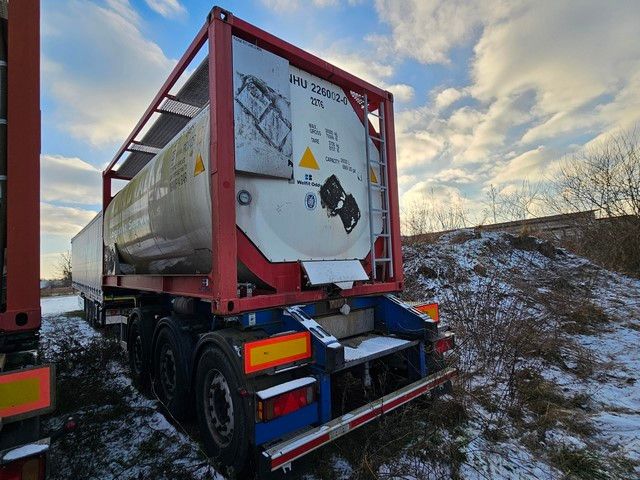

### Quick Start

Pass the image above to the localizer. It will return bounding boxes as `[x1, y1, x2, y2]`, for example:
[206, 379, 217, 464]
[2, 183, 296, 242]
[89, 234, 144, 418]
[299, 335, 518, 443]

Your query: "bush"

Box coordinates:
[564, 216, 640, 277]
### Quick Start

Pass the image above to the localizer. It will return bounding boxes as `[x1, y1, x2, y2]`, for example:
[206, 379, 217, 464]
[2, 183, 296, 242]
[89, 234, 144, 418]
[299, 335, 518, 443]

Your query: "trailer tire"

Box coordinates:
[128, 316, 150, 387]
[195, 344, 253, 476]
[154, 328, 190, 420]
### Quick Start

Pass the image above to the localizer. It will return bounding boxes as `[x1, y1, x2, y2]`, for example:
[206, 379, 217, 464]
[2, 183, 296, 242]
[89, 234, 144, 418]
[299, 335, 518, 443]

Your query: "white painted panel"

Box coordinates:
[301, 260, 368, 286]
[236, 54, 384, 262]
[233, 37, 292, 179]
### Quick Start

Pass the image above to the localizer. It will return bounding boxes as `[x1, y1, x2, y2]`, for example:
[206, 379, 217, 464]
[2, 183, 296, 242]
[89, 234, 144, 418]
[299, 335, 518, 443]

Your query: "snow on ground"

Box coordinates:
[401, 230, 640, 478]
[37, 228, 640, 480]
[41, 294, 82, 317]
[40, 295, 223, 480]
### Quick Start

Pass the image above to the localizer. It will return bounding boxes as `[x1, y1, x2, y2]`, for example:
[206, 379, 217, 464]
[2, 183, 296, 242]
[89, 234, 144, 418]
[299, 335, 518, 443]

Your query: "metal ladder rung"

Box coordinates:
[364, 92, 393, 281]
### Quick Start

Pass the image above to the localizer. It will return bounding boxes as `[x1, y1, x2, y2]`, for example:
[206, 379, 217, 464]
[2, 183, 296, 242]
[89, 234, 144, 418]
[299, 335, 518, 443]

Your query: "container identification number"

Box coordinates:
[290, 73, 349, 106]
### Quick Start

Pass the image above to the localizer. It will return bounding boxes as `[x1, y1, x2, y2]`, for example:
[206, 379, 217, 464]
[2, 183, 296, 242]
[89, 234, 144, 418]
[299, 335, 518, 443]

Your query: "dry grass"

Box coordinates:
[398, 234, 639, 479]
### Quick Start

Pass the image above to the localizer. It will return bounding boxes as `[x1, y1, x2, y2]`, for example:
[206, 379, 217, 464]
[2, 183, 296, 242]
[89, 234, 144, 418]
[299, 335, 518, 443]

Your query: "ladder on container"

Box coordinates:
[363, 93, 393, 281]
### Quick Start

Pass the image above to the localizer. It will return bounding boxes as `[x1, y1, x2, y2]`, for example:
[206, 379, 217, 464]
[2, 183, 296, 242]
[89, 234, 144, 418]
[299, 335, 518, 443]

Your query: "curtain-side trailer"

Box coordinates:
[71, 213, 103, 325]
[73, 7, 457, 476]
[72, 212, 134, 330]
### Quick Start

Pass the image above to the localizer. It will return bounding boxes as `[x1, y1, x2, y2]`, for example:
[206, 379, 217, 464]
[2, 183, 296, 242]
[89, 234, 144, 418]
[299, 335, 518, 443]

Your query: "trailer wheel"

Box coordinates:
[195, 344, 253, 475]
[128, 316, 149, 387]
[154, 328, 190, 420]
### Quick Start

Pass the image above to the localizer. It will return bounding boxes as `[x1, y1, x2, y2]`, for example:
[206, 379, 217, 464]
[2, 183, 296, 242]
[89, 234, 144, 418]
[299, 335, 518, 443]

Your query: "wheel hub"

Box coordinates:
[206, 370, 234, 447]
[160, 346, 177, 401]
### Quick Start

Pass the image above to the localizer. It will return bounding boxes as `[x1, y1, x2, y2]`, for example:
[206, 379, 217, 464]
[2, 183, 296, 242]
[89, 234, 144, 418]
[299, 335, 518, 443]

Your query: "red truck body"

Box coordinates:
[0, 0, 40, 339]
[0, 2, 56, 480]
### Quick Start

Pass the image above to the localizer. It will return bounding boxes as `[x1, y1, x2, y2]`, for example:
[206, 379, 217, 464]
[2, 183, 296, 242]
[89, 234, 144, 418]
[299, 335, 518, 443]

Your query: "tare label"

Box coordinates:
[289, 65, 374, 188]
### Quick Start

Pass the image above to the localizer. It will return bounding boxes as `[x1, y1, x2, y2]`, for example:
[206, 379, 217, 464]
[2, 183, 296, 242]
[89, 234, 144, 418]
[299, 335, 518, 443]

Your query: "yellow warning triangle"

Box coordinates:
[299, 147, 320, 170]
[194, 153, 205, 176]
[370, 166, 378, 184]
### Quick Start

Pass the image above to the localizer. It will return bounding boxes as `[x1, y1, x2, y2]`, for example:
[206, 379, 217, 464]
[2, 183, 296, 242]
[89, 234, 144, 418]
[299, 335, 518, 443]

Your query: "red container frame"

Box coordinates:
[102, 7, 403, 315]
[0, 0, 41, 337]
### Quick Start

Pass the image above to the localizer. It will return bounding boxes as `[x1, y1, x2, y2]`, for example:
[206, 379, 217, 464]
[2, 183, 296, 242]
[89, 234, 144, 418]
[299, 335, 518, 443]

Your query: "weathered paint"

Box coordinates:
[103, 36, 383, 275]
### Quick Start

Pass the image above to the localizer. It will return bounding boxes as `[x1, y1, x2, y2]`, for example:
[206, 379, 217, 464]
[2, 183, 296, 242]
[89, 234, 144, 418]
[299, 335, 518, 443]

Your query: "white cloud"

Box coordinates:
[372, 0, 640, 223]
[460, 94, 533, 163]
[489, 146, 553, 185]
[470, 1, 640, 145]
[434, 168, 475, 184]
[434, 87, 464, 111]
[261, 0, 339, 11]
[447, 107, 483, 133]
[386, 84, 415, 103]
[41, 203, 98, 237]
[41, 154, 102, 205]
[393, 107, 445, 169]
[144, 0, 186, 18]
[320, 50, 415, 103]
[43, 0, 175, 146]
[373, 0, 515, 64]
[40, 202, 99, 279]
[106, 0, 141, 23]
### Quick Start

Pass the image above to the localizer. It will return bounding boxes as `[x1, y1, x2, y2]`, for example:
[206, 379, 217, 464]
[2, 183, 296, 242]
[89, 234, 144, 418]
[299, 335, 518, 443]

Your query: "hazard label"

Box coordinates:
[369, 167, 378, 184]
[194, 153, 205, 176]
[299, 146, 320, 170]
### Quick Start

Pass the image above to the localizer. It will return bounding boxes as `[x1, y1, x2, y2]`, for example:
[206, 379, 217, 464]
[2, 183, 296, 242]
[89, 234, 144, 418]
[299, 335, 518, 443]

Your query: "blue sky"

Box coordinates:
[40, 0, 640, 277]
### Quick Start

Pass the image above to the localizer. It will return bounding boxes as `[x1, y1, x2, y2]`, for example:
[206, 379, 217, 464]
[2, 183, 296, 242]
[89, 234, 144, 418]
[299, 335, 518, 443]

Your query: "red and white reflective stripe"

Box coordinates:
[265, 367, 457, 471]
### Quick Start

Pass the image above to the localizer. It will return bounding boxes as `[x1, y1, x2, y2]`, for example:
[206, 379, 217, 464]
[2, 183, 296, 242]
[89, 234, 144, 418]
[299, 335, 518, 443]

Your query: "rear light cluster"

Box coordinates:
[257, 384, 316, 422]
[0, 455, 45, 480]
[434, 332, 455, 354]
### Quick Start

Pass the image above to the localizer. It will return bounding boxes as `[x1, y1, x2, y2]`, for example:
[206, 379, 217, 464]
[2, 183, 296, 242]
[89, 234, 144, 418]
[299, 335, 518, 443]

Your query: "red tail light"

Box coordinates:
[434, 332, 455, 354]
[257, 384, 316, 422]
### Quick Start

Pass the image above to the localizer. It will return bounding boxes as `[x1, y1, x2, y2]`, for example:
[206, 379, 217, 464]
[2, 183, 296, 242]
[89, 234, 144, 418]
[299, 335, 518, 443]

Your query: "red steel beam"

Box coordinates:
[103, 22, 209, 175]
[103, 275, 209, 298]
[208, 8, 238, 313]
[102, 274, 401, 312]
[0, 0, 41, 335]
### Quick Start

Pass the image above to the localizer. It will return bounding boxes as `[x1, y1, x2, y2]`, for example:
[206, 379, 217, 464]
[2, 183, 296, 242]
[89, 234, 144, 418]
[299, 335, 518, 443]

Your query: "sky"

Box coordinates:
[40, 0, 640, 278]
